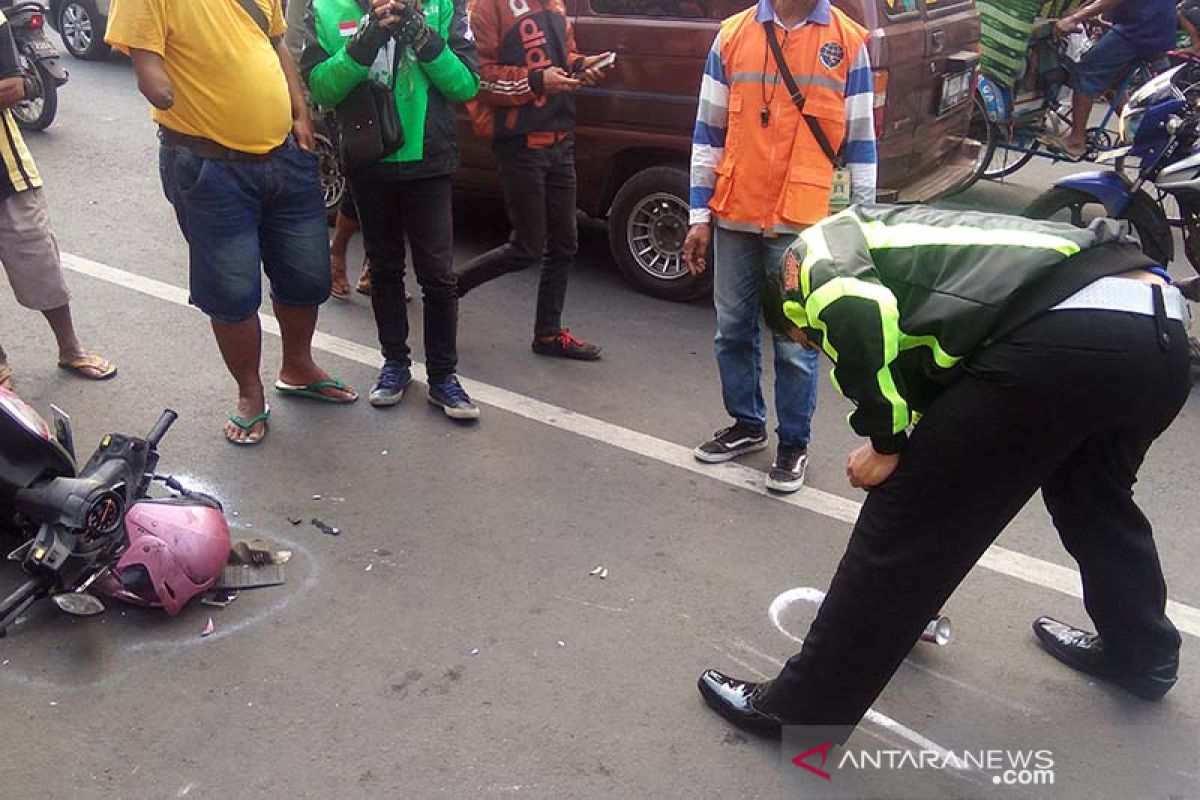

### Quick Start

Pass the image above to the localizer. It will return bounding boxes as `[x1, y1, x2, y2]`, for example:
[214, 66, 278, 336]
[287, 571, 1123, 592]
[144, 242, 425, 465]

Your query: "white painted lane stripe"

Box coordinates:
[61, 252, 1200, 639]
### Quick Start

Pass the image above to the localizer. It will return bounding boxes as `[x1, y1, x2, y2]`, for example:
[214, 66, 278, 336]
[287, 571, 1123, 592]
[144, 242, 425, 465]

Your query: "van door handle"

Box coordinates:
[931, 29, 946, 53]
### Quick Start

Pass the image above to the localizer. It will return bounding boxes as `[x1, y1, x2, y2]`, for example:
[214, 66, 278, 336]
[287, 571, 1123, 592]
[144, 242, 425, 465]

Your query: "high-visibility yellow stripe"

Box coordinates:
[899, 333, 961, 369]
[0, 113, 29, 193]
[805, 276, 910, 435]
[858, 220, 1083, 257]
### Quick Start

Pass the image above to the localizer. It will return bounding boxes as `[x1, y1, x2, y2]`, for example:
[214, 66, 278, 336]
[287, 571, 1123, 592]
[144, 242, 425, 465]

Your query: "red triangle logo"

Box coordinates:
[792, 741, 833, 781]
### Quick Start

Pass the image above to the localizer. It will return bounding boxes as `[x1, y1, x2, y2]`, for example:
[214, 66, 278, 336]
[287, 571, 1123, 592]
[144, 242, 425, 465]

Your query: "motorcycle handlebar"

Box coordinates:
[145, 410, 178, 448]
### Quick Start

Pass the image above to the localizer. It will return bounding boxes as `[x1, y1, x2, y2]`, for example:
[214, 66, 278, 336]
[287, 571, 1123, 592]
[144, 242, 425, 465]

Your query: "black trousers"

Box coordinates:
[351, 173, 458, 382]
[758, 307, 1191, 729]
[456, 135, 578, 338]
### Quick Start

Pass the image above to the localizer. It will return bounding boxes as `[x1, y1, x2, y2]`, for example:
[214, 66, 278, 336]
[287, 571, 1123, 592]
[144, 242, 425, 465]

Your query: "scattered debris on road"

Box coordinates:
[201, 588, 238, 608]
[201, 617, 215, 637]
[311, 518, 340, 536]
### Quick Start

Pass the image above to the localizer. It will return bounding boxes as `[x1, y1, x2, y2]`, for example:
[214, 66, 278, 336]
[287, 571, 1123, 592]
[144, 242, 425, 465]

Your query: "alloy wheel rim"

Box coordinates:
[627, 192, 688, 281]
[62, 4, 94, 53]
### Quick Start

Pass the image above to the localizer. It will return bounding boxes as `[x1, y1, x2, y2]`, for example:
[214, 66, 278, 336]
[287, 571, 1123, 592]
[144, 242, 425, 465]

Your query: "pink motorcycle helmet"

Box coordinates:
[99, 499, 231, 616]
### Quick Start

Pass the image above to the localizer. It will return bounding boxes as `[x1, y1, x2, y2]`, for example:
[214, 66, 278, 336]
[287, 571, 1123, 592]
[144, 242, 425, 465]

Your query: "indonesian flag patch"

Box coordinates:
[339, 19, 358, 37]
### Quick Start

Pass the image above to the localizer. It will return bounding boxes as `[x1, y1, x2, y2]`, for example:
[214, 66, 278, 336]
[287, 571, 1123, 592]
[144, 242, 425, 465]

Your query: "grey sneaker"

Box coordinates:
[694, 424, 768, 463]
[765, 444, 808, 493]
[369, 361, 411, 408]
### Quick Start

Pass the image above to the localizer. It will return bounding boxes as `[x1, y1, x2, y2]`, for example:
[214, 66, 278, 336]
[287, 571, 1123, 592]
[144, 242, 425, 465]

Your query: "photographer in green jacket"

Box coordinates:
[301, 0, 482, 419]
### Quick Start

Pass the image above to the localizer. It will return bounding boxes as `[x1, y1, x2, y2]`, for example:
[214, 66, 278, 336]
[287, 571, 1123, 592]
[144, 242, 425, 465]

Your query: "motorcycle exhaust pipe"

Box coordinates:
[920, 615, 952, 647]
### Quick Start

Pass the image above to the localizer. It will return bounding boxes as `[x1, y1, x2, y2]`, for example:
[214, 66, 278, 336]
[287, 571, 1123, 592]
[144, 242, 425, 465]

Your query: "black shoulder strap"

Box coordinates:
[233, 0, 272, 37]
[763, 22, 844, 168]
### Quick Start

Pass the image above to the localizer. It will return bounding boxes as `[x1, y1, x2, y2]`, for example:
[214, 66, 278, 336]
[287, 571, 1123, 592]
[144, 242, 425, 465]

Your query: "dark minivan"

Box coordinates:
[455, 0, 981, 301]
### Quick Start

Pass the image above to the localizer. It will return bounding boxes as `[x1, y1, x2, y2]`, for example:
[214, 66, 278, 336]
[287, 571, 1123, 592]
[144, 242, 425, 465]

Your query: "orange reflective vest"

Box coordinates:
[709, 7, 868, 231]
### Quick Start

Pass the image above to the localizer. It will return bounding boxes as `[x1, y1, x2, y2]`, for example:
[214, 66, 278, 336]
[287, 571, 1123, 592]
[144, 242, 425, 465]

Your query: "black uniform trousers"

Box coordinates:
[758, 306, 1191, 729]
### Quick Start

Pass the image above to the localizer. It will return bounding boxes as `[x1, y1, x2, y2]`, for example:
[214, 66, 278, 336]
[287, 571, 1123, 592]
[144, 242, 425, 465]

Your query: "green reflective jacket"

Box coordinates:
[778, 204, 1145, 453]
[301, 0, 479, 177]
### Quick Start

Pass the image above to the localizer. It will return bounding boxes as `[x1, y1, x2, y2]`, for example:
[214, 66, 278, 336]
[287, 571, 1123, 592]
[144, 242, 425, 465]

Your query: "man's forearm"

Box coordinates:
[1066, 0, 1123, 24]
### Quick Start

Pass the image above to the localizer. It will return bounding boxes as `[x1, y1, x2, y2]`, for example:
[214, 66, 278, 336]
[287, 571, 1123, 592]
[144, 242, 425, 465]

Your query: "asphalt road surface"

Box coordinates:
[0, 50, 1198, 800]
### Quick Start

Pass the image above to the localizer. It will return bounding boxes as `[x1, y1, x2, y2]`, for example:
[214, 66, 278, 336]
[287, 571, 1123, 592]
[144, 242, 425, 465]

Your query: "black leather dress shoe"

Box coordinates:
[1033, 616, 1178, 701]
[697, 669, 783, 739]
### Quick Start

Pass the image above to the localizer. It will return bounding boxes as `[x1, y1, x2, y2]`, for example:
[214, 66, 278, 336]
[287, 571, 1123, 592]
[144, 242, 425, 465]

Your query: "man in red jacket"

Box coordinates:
[457, 0, 612, 360]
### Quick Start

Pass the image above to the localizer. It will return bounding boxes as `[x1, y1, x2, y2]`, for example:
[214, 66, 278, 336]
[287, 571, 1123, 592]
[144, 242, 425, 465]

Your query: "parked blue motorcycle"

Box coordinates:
[1024, 64, 1197, 272]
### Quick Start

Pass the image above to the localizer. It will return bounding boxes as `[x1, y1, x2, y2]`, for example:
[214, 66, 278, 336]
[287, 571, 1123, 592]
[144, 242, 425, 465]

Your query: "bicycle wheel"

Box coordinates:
[983, 135, 1041, 180]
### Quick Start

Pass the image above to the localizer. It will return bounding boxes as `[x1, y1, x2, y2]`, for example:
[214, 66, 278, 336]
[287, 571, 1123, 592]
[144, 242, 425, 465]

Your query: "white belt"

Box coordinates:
[1050, 277, 1187, 321]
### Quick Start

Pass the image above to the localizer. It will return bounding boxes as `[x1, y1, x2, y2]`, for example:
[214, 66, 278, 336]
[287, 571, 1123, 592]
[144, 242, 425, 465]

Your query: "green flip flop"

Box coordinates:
[273, 377, 358, 403]
[227, 406, 270, 446]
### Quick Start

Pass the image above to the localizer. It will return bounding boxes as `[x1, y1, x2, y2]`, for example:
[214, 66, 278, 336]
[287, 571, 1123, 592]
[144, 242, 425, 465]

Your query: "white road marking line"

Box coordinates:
[61, 252, 1200, 639]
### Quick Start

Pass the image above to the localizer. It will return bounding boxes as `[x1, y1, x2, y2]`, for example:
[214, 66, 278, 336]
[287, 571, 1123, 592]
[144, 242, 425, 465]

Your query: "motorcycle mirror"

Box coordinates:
[52, 593, 105, 617]
[49, 404, 75, 460]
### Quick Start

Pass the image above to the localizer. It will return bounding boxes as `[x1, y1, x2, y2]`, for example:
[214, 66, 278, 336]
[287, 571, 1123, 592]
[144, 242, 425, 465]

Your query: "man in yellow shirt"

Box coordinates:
[107, 0, 358, 446]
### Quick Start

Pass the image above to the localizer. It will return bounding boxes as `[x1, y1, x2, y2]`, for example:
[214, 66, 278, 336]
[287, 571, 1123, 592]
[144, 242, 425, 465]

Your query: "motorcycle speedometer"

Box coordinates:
[84, 490, 125, 536]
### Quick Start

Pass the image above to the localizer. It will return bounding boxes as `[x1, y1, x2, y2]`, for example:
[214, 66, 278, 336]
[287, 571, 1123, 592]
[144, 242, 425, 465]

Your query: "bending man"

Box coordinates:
[699, 205, 1189, 741]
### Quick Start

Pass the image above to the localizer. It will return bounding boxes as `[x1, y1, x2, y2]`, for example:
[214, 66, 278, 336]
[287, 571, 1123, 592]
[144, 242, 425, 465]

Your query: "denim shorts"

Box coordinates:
[1072, 29, 1140, 99]
[159, 137, 331, 323]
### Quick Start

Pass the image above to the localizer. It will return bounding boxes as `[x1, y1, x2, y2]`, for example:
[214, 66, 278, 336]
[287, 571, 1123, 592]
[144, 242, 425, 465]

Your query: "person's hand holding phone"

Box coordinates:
[578, 51, 616, 87]
[542, 66, 582, 95]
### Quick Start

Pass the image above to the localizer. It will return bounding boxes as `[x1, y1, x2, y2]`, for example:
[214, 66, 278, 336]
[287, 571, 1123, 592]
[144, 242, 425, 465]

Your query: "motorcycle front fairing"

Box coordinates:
[0, 389, 75, 496]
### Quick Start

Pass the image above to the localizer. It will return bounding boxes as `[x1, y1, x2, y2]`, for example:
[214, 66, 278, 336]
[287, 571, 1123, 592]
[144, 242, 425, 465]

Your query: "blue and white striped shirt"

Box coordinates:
[689, 0, 877, 229]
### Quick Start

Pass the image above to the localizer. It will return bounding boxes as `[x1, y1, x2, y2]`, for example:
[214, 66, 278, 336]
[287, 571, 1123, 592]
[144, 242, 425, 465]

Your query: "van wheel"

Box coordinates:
[608, 166, 711, 302]
[60, 1, 111, 61]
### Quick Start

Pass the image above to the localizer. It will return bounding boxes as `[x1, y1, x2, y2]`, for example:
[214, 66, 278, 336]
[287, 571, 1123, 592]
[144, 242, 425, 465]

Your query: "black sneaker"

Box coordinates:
[531, 328, 602, 361]
[766, 444, 808, 493]
[427, 375, 480, 420]
[693, 424, 768, 463]
[369, 360, 411, 408]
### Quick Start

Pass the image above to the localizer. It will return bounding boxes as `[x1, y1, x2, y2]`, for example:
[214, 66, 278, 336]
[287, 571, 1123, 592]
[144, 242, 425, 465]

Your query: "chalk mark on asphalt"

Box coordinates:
[60, 252, 1200, 640]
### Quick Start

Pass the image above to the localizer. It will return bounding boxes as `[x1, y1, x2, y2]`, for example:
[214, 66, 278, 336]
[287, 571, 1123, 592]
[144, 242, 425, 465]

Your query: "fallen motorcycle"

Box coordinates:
[0, 389, 230, 636]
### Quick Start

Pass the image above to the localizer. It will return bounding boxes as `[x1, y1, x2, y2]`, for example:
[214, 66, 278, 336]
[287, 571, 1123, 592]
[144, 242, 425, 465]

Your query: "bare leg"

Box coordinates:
[41, 304, 86, 362]
[211, 316, 267, 444]
[273, 301, 357, 401]
[330, 210, 358, 299]
[1069, 90, 1093, 153]
[42, 304, 116, 379]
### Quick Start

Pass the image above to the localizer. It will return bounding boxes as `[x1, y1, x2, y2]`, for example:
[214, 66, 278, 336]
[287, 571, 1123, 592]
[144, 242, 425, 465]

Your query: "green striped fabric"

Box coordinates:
[979, 0, 1043, 87]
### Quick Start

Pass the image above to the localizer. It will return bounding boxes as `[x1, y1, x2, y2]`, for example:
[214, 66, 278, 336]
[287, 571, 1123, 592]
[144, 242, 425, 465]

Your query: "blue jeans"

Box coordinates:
[159, 137, 331, 324]
[712, 227, 819, 447]
[1072, 29, 1140, 99]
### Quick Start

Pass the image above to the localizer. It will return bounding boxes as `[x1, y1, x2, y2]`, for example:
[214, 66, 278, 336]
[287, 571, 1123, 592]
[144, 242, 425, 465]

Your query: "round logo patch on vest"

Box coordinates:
[819, 42, 845, 70]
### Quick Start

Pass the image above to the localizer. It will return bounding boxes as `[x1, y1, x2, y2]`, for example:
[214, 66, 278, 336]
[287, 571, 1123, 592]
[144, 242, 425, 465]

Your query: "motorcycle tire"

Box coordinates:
[1023, 186, 1174, 268]
[11, 60, 58, 132]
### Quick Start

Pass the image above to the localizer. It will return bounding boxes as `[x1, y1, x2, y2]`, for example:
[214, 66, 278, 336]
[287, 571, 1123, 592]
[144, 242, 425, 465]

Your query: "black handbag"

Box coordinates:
[335, 30, 405, 173]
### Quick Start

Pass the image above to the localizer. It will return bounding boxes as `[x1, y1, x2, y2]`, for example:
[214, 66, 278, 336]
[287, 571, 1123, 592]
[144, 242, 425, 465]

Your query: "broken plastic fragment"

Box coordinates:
[310, 518, 340, 536]
[557, 641, 565, 647]
[381, 450, 388, 455]
[364, 564, 373, 572]
[589, 566, 603, 576]
[201, 617, 215, 637]
[273, 550, 293, 565]
[470, 648, 480, 656]
[600, 568, 609, 579]
[312, 494, 322, 500]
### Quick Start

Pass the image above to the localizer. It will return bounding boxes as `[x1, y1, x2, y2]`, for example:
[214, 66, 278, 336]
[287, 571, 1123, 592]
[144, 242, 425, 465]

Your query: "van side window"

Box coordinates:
[588, 0, 744, 19]
[881, 0, 918, 17]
